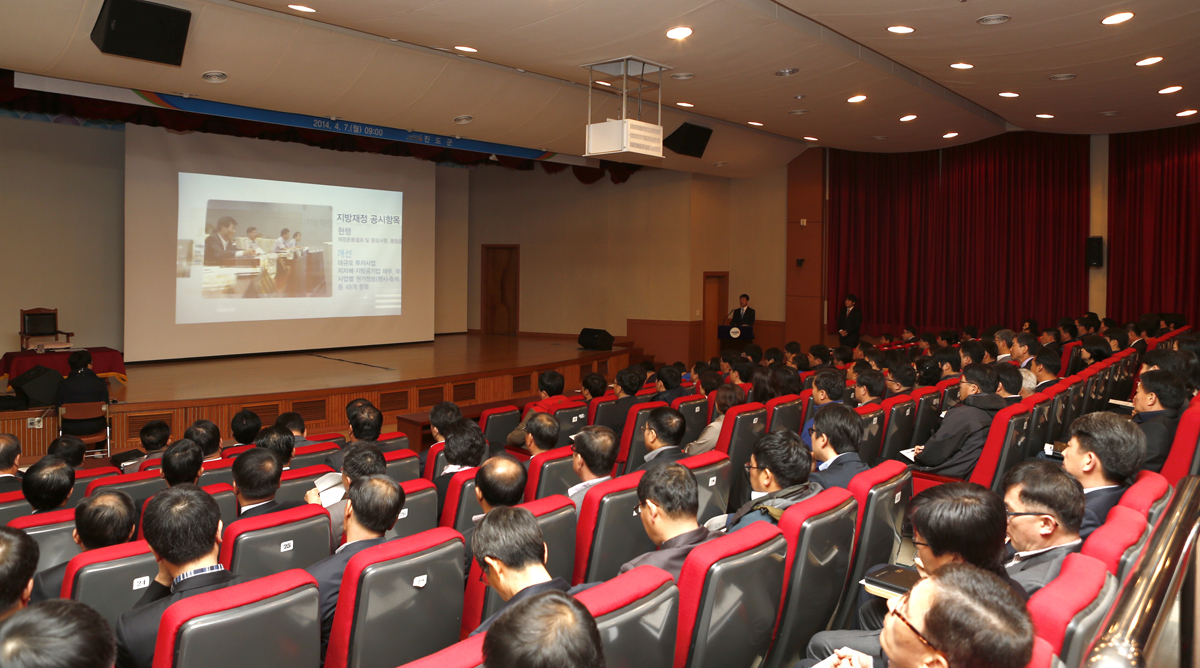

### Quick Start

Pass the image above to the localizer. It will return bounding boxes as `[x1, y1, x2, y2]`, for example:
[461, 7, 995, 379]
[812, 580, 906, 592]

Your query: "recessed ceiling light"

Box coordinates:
[1136, 57, 1163, 67]
[847, 95, 867, 103]
[453, 115, 473, 124]
[788, 110, 808, 115]
[776, 68, 799, 77]
[747, 121, 764, 126]
[388, 38, 399, 42]
[676, 102, 694, 107]
[887, 26, 914, 34]
[1102, 12, 1134, 25]
[943, 132, 959, 138]
[872, 136, 888, 140]
[596, 81, 611, 86]
[803, 136, 819, 142]
[900, 114, 917, 122]
[1035, 114, 1055, 119]
[287, 4, 315, 12]
[1177, 110, 1197, 117]
[671, 73, 694, 80]
[1159, 86, 1183, 94]
[666, 26, 692, 40]
[454, 46, 477, 53]
[201, 71, 227, 83]
[950, 63, 974, 70]
[977, 14, 1010, 25]
[999, 92, 1019, 97]
[1098, 111, 1120, 116]
[1049, 73, 1076, 81]
[793, 94, 806, 100]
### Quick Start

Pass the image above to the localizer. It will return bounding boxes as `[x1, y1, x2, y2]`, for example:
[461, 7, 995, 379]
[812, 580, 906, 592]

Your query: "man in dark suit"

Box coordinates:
[306, 474, 403, 662]
[1002, 461, 1084, 596]
[0, 526, 38, 624]
[276, 412, 317, 450]
[1061, 412, 1145, 539]
[229, 448, 294, 523]
[47, 435, 86, 470]
[1133, 370, 1187, 472]
[836, 295, 863, 348]
[0, 435, 22, 493]
[607, 367, 644, 436]
[652, 366, 692, 405]
[809, 404, 870, 490]
[434, 419, 489, 516]
[730, 293, 756, 332]
[1031, 349, 1062, 394]
[22, 456, 74, 514]
[619, 464, 720, 581]
[852, 370, 886, 408]
[202, 216, 247, 266]
[513, 413, 559, 469]
[55, 350, 109, 438]
[635, 407, 688, 471]
[30, 489, 137, 603]
[115, 485, 243, 668]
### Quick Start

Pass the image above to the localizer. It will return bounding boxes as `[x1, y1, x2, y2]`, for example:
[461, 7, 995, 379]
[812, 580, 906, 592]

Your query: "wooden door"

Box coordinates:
[702, 272, 729, 360]
[482, 245, 520, 335]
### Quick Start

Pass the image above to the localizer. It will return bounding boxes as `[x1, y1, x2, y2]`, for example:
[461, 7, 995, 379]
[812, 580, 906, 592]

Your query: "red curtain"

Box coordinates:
[827, 132, 1091, 337]
[1108, 122, 1200, 324]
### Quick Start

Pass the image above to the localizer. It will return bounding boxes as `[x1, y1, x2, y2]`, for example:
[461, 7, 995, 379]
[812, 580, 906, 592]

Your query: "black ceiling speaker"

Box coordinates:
[91, 0, 192, 67]
[663, 122, 714, 159]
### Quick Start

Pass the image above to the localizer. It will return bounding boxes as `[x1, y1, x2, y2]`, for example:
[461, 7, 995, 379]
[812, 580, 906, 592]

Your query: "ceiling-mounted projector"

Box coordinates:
[582, 57, 668, 158]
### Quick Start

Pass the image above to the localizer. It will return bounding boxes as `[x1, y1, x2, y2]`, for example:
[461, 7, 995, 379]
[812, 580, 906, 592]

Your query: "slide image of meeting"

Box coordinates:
[176, 172, 404, 325]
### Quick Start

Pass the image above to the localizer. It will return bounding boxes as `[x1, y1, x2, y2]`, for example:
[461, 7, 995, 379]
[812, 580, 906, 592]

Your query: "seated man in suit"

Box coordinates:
[507, 371, 571, 448]
[229, 448, 292, 522]
[482, 590, 604, 668]
[715, 430, 821, 533]
[685, 384, 746, 456]
[728, 362, 756, 387]
[254, 426, 295, 469]
[635, 407, 688, 471]
[434, 419, 489, 515]
[1002, 460, 1084, 596]
[470, 507, 575, 636]
[993, 329, 1017, 363]
[932, 346, 962, 384]
[421, 401, 462, 472]
[808, 403, 869, 490]
[518, 412, 561, 465]
[806, 345, 836, 371]
[0, 434, 22, 493]
[619, 464, 720, 581]
[958, 340, 986, 369]
[1030, 348, 1062, 394]
[203, 216, 250, 266]
[115, 485, 243, 668]
[567, 426, 618, 512]
[801, 370, 846, 448]
[276, 412, 316, 449]
[183, 420, 223, 462]
[0, 598, 117, 668]
[0, 526, 39, 623]
[30, 489, 137, 603]
[22, 455, 74, 514]
[742, 344, 764, 365]
[579, 372, 609, 403]
[1059, 321, 1079, 345]
[1062, 412, 1146, 540]
[853, 370, 886, 408]
[47, 435, 87, 470]
[306, 474, 403, 662]
[608, 367, 645, 436]
[913, 364, 1007, 480]
[55, 350, 109, 439]
[653, 366, 692, 405]
[347, 400, 384, 445]
[116, 420, 172, 473]
[994, 363, 1023, 406]
[158, 440, 204, 488]
[1130, 318, 1157, 356]
[1134, 369, 1187, 472]
[883, 363, 916, 398]
[227, 409, 262, 451]
[306, 442, 386, 544]
[462, 455, 528, 571]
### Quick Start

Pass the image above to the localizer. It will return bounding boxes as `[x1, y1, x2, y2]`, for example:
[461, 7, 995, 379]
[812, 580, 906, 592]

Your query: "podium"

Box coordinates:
[717, 325, 754, 351]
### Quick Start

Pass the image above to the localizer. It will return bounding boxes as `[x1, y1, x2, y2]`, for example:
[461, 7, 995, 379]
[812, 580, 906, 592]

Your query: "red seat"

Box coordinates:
[306, 432, 345, 445]
[1159, 406, 1200, 486]
[377, 431, 411, 453]
[587, 395, 618, 425]
[575, 565, 679, 667]
[1027, 553, 1116, 668]
[138, 458, 166, 472]
[706, 391, 719, 422]
[832, 461, 910, 629]
[423, 442, 447, 480]
[1117, 470, 1171, 526]
[910, 404, 1031, 496]
[524, 447, 576, 502]
[222, 444, 255, 459]
[551, 401, 589, 445]
[84, 469, 167, 499]
[614, 401, 667, 475]
[573, 471, 654, 584]
[479, 405, 520, 452]
[150, 569, 320, 668]
[392, 478, 439, 540]
[139, 483, 238, 538]
[61, 540, 158, 626]
[9, 508, 79, 571]
[764, 394, 803, 433]
[1027, 636, 1056, 668]
[673, 394, 710, 444]
[395, 635, 483, 668]
[1081, 505, 1148, 582]
[679, 451, 733, 523]
[934, 377, 959, 411]
[220, 504, 332, 578]
[67, 466, 121, 505]
[737, 382, 753, 394]
[439, 468, 483, 535]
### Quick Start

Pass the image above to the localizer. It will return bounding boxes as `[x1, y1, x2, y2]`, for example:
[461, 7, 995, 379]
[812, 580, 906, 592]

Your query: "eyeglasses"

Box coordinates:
[744, 463, 765, 474]
[1005, 511, 1048, 519]
[911, 539, 930, 549]
[478, 562, 489, 583]
[889, 592, 939, 652]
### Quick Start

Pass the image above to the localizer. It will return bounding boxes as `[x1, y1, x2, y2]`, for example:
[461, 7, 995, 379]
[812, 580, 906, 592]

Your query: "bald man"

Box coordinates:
[463, 456, 528, 571]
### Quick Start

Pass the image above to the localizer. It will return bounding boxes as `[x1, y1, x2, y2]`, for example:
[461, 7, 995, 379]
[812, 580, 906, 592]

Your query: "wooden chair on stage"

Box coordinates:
[20, 308, 73, 351]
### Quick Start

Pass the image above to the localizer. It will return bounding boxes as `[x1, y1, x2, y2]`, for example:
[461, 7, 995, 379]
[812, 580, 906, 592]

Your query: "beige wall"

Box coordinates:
[435, 166, 469, 333]
[729, 168, 788, 322]
[1089, 135, 1109, 318]
[0, 117, 125, 352]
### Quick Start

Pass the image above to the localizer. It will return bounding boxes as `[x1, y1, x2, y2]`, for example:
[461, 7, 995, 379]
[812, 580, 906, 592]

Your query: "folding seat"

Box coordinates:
[911, 404, 1031, 496]
[423, 442, 448, 480]
[831, 461, 910, 629]
[325, 528, 466, 668]
[308, 432, 347, 447]
[1158, 406, 1200, 486]
[552, 401, 589, 445]
[636, 386, 659, 401]
[796, 389, 817, 427]
[673, 394, 710, 444]
[614, 401, 667, 475]
[84, 469, 168, 501]
[152, 569, 320, 668]
[222, 444, 255, 459]
[854, 404, 885, 466]
[138, 458, 165, 472]
[1020, 392, 1054, 460]
[1043, 381, 1072, 446]
[61, 540, 158, 627]
[376, 431, 410, 454]
[1061, 341, 1083, 376]
[9, 509, 79, 571]
[713, 402, 768, 510]
[461, 496, 576, 638]
[800, 370, 816, 389]
[907, 386, 943, 448]
[679, 451, 732, 524]
[396, 635, 483, 668]
[1027, 553, 1117, 668]
[277, 464, 336, 506]
[1117, 470, 1171, 527]
[384, 448, 420, 482]
[765, 488, 858, 668]
[934, 377, 959, 412]
[391, 478, 439, 540]
[764, 394, 804, 433]
[575, 565, 679, 668]
[588, 395, 624, 432]
[439, 468, 484, 535]
[523, 447, 577, 502]
[0, 490, 30, 525]
[220, 504, 332, 578]
[1078, 367, 1104, 415]
[197, 457, 235, 487]
[1081, 505, 1149, 583]
[673, 522, 788, 668]
[290, 441, 341, 469]
[68, 466, 121, 505]
[573, 471, 656, 584]
[875, 395, 915, 464]
[706, 391, 719, 421]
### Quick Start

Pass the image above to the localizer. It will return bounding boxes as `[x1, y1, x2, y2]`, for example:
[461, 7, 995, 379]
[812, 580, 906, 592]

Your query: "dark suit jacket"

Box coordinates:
[231, 499, 299, 525]
[1081, 486, 1127, 540]
[809, 452, 871, 491]
[731, 306, 756, 328]
[30, 560, 69, 603]
[306, 536, 388, 662]
[203, 232, 237, 266]
[115, 570, 244, 668]
[0, 474, 22, 494]
[434, 471, 456, 517]
[470, 578, 573, 636]
[619, 526, 721, 581]
[1034, 379, 1058, 394]
[1005, 542, 1080, 596]
[636, 446, 689, 472]
[610, 395, 640, 435]
[837, 307, 863, 348]
[655, 386, 694, 406]
[56, 368, 109, 436]
[1004, 395, 1022, 406]
[1136, 408, 1181, 472]
[1131, 338, 1148, 356]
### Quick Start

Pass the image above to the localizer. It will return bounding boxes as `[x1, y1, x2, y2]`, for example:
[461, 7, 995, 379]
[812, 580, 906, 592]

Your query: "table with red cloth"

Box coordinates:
[1, 347, 127, 389]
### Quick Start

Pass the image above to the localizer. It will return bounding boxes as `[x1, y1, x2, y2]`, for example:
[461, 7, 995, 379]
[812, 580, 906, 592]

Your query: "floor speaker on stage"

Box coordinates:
[11, 365, 62, 408]
[578, 328, 614, 351]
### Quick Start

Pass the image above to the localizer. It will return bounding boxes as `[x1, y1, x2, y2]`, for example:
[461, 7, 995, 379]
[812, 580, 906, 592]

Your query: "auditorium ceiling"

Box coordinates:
[0, 0, 1196, 177]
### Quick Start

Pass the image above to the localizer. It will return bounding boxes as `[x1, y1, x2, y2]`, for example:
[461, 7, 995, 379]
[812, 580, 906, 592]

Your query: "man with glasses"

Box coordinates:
[1001, 460, 1084, 595]
[708, 430, 822, 533]
[884, 364, 915, 398]
[635, 407, 688, 471]
[912, 364, 1007, 479]
[617, 464, 720, 581]
[567, 426, 618, 512]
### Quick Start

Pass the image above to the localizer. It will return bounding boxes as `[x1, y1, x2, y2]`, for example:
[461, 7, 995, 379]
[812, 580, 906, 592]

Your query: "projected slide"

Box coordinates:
[175, 173, 403, 324]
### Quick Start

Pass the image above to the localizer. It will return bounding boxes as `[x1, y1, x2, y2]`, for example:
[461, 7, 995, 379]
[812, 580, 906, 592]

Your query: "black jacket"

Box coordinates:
[0, 473, 22, 494]
[635, 446, 689, 472]
[837, 307, 863, 348]
[115, 569, 244, 668]
[1034, 379, 1058, 394]
[915, 393, 1008, 480]
[470, 578, 573, 636]
[1005, 542, 1080, 596]
[203, 232, 237, 266]
[731, 306, 756, 328]
[809, 452, 872, 491]
[1135, 408, 1181, 473]
[56, 368, 109, 436]
[230, 499, 299, 526]
[30, 560, 69, 603]
[306, 536, 389, 662]
[618, 526, 722, 581]
[1080, 486, 1127, 540]
[655, 386, 694, 406]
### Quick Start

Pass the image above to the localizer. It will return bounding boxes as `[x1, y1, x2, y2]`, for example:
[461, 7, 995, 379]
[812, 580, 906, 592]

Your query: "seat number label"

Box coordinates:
[894, 491, 902, 505]
[281, 540, 294, 552]
[413, 575, 428, 588]
[399, 508, 409, 519]
[753, 418, 759, 424]
[133, 576, 150, 590]
[709, 476, 717, 487]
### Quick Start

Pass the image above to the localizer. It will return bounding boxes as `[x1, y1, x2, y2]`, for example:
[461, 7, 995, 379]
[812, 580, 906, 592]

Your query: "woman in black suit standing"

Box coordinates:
[837, 294, 862, 348]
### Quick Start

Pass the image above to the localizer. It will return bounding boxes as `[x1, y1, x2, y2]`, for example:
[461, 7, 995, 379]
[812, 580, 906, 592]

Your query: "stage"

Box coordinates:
[0, 333, 632, 461]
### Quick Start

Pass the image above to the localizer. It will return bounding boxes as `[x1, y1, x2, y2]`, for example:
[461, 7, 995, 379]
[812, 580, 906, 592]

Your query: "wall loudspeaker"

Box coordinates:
[91, 0, 192, 67]
[662, 122, 714, 159]
[1085, 236, 1104, 268]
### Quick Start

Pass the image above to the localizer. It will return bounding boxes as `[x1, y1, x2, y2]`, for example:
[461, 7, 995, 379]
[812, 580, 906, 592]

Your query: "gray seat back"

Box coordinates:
[578, 480, 656, 584]
[69, 543, 159, 628]
[723, 406, 768, 510]
[675, 396, 709, 444]
[22, 517, 81, 572]
[554, 403, 588, 446]
[832, 466, 911, 629]
[768, 396, 805, 434]
[226, 512, 332, 578]
[591, 399, 626, 433]
[385, 451, 420, 483]
[877, 398, 916, 464]
[529, 453, 578, 501]
[856, 407, 885, 466]
[988, 412, 1031, 494]
[1062, 573, 1118, 668]
[0, 496, 31, 525]
[69, 470, 120, 506]
[1046, 389, 1071, 445]
[587, 578, 679, 668]
[445, 476, 485, 536]
[377, 434, 410, 453]
[290, 445, 340, 470]
[277, 468, 332, 506]
[198, 461, 235, 487]
[480, 408, 520, 449]
[390, 481, 439, 540]
[92, 476, 168, 502]
[909, 391, 942, 448]
[679, 453, 732, 524]
[1024, 397, 1053, 460]
[205, 485, 239, 531]
[617, 405, 661, 475]
[172, 581, 320, 668]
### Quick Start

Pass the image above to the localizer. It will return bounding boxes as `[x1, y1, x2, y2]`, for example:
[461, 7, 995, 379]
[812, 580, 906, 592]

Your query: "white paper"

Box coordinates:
[899, 448, 917, 461]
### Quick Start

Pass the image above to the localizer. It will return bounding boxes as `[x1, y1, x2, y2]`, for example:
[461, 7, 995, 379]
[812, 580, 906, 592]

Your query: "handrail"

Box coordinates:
[1085, 476, 1200, 668]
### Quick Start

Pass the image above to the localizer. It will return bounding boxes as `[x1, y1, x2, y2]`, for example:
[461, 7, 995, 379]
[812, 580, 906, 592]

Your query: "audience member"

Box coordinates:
[685, 384, 745, 455]
[620, 464, 719, 580]
[0, 599, 116, 668]
[763, 347, 785, 366]
[275, 412, 313, 448]
[1133, 369, 1186, 472]
[29, 490, 136, 603]
[959, 340, 985, 367]
[1012, 332, 1041, 368]
[1130, 318, 1156, 355]
[1059, 321, 1079, 344]
[1079, 334, 1112, 366]
[1031, 348, 1062, 393]
[1021, 319, 1039, 335]
[784, 341, 805, 369]
[347, 401, 384, 443]
[981, 339, 1000, 364]
[1039, 327, 1061, 348]
[884, 363, 916, 397]
[914, 357, 941, 388]
[636, 407, 688, 471]
[913, 364, 1005, 479]
[854, 370, 886, 407]
[183, 420, 222, 461]
[0, 435, 21, 494]
[749, 366, 775, 404]
[832, 346, 855, 367]
[522, 412, 561, 460]
[808, 404, 868, 490]
[465, 456, 528, 565]
[55, 351, 109, 439]
[730, 361, 756, 386]
[1018, 368, 1038, 398]
[697, 370, 723, 397]
[0, 527, 38, 623]
[994, 363, 1023, 406]
[1062, 412, 1145, 539]
[229, 448, 290, 521]
[801, 370, 846, 448]
[717, 430, 820, 533]
[160, 440, 204, 487]
[770, 364, 803, 398]
[254, 425, 296, 469]
[435, 419, 488, 514]
[807, 345, 835, 370]
[507, 371, 569, 447]
[21, 456, 74, 514]
[229, 409, 261, 449]
[425, 401, 463, 470]
[580, 372, 608, 402]
[609, 367, 645, 435]
[115, 485, 242, 668]
[993, 329, 1017, 363]
[1104, 328, 1130, 352]
[568, 426, 618, 511]
[117, 420, 170, 472]
[931, 346, 962, 381]
[46, 435, 86, 469]
[743, 343, 764, 365]
[305, 442, 386, 543]
[653, 366, 691, 405]
[481, 590, 605, 668]
[1002, 461, 1084, 595]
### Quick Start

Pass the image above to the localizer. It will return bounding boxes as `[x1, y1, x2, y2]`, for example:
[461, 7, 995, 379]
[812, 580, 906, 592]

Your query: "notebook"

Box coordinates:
[861, 565, 922, 599]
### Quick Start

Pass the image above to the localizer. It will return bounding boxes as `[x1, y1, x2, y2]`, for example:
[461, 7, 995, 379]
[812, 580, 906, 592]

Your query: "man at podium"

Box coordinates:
[731, 294, 755, 329]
